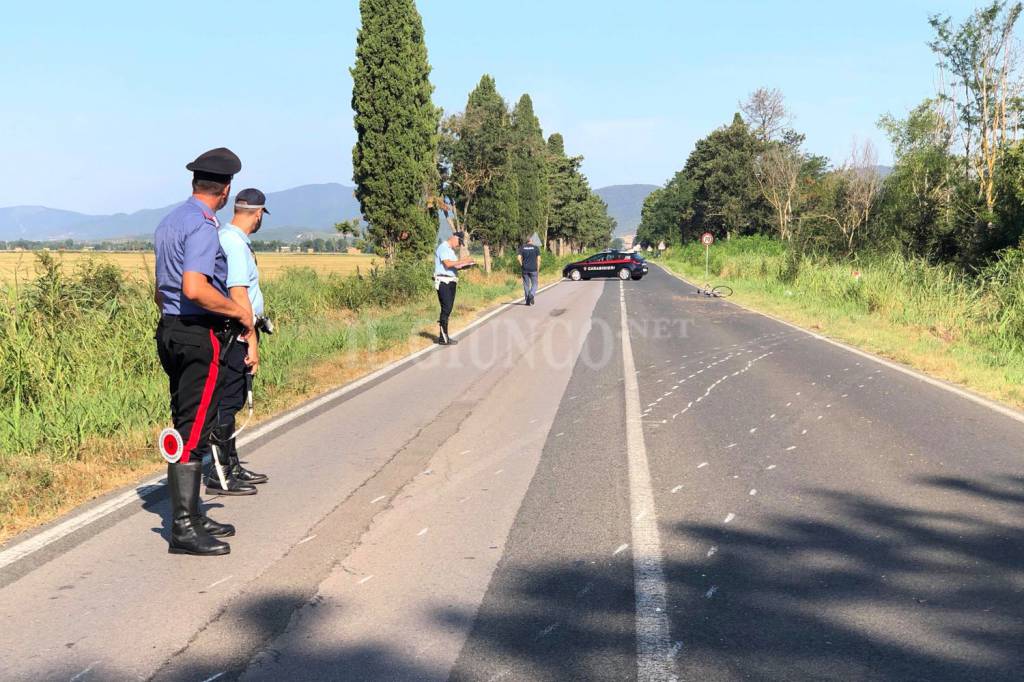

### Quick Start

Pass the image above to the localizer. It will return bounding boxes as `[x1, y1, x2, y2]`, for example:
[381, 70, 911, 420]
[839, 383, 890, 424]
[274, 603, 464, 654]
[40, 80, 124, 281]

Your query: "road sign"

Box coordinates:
[701, 232, 714, 246]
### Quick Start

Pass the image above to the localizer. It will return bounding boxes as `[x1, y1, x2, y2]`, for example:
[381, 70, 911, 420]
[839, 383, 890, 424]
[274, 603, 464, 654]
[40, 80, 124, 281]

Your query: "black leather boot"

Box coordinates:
[168, 462, 230, 556]
[205, 445, 257, 496]
[227, 437, 267, 484]
[438, 322, 458, 345]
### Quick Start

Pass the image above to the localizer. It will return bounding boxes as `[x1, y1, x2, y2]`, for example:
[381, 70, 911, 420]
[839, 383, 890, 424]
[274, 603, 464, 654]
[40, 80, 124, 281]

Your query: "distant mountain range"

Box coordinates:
[0, 184, 363, 243]
[0, 183, 656, 243]
[596, 184, 658, 237]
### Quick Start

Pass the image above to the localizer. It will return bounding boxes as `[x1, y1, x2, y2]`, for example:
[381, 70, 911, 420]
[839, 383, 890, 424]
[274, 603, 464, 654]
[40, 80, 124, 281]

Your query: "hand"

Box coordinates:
[245, 341, 260, 376]
[238, 310, 255, 339]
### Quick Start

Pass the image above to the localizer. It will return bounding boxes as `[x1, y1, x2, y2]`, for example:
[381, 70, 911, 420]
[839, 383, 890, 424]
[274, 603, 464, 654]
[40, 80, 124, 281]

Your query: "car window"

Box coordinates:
[586, 254, 608, 262]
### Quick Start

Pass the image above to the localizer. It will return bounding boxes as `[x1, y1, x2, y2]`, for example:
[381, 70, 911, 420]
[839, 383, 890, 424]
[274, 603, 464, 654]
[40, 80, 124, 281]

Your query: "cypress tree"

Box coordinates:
[351, 0, 440, 261]
[546, 133, 615, 251]
[511, 94, 548, 245]
[460, 76, 517, 250]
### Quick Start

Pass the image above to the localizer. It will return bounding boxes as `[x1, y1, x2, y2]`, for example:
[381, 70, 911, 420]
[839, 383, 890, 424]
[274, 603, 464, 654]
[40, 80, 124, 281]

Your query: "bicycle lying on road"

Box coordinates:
[696, 284, 733, 298]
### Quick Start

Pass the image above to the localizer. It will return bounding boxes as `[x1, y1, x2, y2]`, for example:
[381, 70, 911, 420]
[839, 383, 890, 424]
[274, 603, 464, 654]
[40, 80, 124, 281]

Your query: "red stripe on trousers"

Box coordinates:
[181, 329, 221, 464]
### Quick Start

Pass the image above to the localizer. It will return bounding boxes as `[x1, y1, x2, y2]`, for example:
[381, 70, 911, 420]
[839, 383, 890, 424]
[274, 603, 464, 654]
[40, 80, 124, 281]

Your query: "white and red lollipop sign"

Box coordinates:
[159, 428, 184, 464]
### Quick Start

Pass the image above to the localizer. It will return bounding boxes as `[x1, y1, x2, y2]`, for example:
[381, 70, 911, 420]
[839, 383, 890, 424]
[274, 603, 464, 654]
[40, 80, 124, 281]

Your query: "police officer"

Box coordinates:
[154, 148, 254, 556]
[517, 236, 541, 305]
[204, 188, 270, 496]
[434, 231, 474, 345]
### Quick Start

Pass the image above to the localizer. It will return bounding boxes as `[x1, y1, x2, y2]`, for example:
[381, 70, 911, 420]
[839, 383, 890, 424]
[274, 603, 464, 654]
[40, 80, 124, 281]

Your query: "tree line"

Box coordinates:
[350, 0, 615, 263]
[638, 1, 1024, 271]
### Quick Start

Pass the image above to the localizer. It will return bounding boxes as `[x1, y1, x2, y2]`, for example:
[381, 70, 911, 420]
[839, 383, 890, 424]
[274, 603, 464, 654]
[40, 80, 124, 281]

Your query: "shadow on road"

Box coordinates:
[663, 473, 1024, 681]
[30, 474, 1021, 681]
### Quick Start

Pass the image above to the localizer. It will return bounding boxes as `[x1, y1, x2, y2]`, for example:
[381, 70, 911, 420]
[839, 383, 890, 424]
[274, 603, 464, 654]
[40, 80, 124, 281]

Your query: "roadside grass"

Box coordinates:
[657, 236, 1024, 409]
[0, 253, 570, 543]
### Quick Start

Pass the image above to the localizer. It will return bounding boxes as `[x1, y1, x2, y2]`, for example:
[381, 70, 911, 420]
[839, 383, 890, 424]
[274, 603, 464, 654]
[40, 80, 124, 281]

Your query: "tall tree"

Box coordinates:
[439, 75, 512, 248]
[875, 99, 961, 260]
[740, 87, 791, 142]
[545, 133, 614, 251]
[511, 94, 549, 244]
[351, 0, 440, 261]
[929, 1, 1023, 215]
[685, 113, 771, 238]
[636, 172, 697, 247]
[753, 134, 805, 241]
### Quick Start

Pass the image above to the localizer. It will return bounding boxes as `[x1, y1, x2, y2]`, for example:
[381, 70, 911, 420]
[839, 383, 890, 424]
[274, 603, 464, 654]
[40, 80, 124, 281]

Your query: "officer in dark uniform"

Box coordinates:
[154, 148, 255, 556]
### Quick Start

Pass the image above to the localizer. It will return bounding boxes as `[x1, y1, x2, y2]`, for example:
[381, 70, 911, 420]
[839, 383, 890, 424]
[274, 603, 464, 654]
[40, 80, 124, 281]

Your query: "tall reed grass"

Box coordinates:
[0, 252, 532, 535]
[662, 236, 1024, 381]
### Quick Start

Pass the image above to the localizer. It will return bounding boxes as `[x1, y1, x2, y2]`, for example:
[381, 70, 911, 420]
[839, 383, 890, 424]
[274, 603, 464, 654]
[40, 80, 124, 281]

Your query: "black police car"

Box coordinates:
[563, 250, 649, 281]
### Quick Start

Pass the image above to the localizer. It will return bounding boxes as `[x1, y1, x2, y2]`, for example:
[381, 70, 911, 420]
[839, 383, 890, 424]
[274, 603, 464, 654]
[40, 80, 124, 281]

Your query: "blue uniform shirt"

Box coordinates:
[219, 224, 264, 317]
[434, 241, 458, 277]
[154, 196, 229, 316]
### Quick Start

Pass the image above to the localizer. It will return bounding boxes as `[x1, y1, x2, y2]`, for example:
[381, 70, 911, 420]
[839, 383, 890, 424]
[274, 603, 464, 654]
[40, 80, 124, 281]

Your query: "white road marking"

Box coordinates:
[417, 527, 429, 536]
[614, 543, 630, 556]
[358, 575, 375, 585]
[199, 673, 225, 682]
[671, 485, 683, 493]
[749, 489, 757, 496]
[537, 623, 560, 638]
[726, 443, 737, 449]
[70, 662, 100, 682]
[724, 513, 736, 524]
[749, 427, 757, 434]
[705, 586, 718, 599]
[460, 449, 472, 455]
[767, 464, 777, 470]
[786, 446, 797, 451]
[707, 546, 718, 557]
[0, 280, 569, 571]
[205, 575, 233, 590]
[697, 462, 709, 469]
[619, 283, 674, 681]
[370, 495, 386, 504]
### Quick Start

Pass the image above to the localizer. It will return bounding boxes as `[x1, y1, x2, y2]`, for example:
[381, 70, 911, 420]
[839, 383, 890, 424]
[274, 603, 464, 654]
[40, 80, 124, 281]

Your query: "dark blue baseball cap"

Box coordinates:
[234, 188, 270, 214]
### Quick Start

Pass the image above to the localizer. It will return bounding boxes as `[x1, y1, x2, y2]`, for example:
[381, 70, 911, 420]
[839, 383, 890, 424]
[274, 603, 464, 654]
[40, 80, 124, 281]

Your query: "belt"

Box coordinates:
[433, 274, 457, 281]
[161, 314, 230, 329]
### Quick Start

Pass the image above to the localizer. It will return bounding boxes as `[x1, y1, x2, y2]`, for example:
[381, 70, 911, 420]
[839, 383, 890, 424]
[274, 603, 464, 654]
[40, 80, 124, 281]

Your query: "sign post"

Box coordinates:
[701, 232, 714, 280]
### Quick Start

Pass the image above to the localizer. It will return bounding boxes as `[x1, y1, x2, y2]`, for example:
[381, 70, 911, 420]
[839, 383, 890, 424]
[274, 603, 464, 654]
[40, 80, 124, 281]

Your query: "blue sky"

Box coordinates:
[0, 0, 980, 214]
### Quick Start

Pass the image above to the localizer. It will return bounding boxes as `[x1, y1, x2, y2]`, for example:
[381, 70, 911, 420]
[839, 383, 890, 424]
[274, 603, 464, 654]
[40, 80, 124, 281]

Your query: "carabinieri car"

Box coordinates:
[562, 250, 649, 281]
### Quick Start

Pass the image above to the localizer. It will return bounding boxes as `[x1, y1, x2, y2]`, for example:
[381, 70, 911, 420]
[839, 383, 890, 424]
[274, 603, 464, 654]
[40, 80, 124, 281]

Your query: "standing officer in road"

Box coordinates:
[154, 148, 254, 557]
[517, 235, 541, 305]
[204, 188, 271, 496]
[434, 231, 474, 345]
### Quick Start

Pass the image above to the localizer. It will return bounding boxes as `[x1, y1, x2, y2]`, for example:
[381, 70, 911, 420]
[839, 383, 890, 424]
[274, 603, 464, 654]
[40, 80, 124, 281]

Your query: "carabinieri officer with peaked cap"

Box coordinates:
[154, 147, 255, 557]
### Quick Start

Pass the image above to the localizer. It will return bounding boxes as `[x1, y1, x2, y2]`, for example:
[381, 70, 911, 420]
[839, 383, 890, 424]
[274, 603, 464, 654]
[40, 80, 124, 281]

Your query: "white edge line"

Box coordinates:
[655, 264, 1024, 426]
[0, 280, 564, 571]
[619, 281, 674, 680]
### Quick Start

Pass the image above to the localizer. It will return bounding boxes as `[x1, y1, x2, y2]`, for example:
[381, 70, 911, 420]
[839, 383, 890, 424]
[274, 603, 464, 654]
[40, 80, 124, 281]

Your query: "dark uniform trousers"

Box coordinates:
[437, 280, 457, 327]
[156, 316, 228, 464]
[211, 340, 248, 454]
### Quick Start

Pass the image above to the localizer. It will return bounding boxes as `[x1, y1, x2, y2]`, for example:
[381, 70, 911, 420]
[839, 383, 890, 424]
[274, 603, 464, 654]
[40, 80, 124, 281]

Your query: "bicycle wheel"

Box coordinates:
[712, 285, 733, 298]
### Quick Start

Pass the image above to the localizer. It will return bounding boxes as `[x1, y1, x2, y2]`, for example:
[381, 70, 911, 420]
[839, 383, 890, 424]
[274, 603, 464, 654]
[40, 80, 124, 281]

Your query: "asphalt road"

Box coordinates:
[1, 265, 1022, 681]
